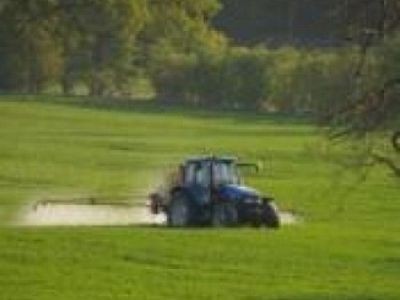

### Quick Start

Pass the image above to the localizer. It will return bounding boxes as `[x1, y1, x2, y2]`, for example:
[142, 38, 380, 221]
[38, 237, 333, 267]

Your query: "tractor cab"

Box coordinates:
[183, 157, 240, 188]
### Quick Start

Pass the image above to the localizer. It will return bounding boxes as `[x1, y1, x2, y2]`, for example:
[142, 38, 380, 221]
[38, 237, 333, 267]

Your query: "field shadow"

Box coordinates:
[0, 93, 311, 126]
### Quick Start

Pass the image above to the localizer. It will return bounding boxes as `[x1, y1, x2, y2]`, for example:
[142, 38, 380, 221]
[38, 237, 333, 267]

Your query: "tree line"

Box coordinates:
[0, 0, 224, 96]
[0, 0, 391, 113]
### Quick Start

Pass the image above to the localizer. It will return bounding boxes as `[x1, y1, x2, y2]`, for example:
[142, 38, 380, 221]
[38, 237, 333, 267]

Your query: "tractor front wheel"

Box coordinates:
[211, 202, 238, 227]
[261, 201, 280, 229]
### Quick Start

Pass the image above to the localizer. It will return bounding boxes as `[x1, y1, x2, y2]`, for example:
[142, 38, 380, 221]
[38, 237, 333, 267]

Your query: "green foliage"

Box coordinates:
[142, 0, 224, 53]
[150, 46, 361, 112]
[151, 47, 272, 109]
[0, 0, 224, 96]
[0, 0, 63, 92]
[216, 48, 271, 109]
[141, 0, 227, 94]
[269, 48, 356, 114]
[57, 0, 149, 96]
[0, 0, 149, 95]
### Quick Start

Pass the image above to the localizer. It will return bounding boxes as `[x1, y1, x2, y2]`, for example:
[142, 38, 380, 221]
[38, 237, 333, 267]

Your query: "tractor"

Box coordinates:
[149, 156, 280, 228]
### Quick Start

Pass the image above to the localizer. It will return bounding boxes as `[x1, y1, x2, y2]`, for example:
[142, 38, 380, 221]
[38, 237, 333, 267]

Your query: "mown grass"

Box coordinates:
[0, 95, 399, 300]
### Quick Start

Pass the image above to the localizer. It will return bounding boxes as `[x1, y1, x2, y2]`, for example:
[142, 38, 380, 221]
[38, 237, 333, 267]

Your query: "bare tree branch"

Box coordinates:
[393, 131, 400, 152]
[371, 152, 400, 176]
[321, 0, 400, 177]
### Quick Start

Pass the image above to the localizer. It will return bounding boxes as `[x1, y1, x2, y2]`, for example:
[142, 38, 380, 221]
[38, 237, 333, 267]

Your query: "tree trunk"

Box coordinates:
[62, 73, 74, 96]
[89, 35, 108, 97]
[393, 131, 400, 153]
[62, 38, 74, 96]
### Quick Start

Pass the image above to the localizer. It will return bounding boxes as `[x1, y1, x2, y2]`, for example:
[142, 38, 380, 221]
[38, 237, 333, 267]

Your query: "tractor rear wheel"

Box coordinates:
[211, 202, 238, 227]
[261, 201, 280, 229]
[167, 193, 193, 227]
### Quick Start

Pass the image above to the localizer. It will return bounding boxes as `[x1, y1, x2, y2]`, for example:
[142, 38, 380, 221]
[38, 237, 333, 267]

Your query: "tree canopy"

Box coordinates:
[0, 0, 222, 96]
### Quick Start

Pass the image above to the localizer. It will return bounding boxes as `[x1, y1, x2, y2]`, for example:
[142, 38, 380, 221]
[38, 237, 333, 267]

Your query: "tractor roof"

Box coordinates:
[185, 156, 237, 164]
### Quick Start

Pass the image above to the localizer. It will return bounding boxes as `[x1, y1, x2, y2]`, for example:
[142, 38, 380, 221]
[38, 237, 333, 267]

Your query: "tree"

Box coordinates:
[321, 0, 400, 176]
[57, 0, 149, 96]
[140, 0, 227, 103]
[0, 0, 149, 96]
[141, 0, 224, 52]
[0, 0, 62, 93]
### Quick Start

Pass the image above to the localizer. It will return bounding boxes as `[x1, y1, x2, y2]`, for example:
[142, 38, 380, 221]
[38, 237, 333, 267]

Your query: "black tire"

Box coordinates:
[251, 212, 263, 228]
[261, 201, 280, 229]
[211, 202, 238, 227]
[167, 192, 193, 227]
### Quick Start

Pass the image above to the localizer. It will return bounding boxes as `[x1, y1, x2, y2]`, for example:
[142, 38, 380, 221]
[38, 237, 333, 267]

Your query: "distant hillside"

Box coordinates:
[213, 0, 380, 47]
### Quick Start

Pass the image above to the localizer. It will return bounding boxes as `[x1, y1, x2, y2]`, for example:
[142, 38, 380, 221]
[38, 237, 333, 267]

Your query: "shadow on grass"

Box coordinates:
[0, 93, 312, 126]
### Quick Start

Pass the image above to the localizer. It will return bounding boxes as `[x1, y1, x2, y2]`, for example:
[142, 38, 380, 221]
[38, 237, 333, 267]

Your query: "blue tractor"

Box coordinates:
[149, 156, 280, 228]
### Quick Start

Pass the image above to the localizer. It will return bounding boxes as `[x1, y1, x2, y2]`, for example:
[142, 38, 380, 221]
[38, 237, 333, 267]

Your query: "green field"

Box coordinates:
[0, 96, 399, 300]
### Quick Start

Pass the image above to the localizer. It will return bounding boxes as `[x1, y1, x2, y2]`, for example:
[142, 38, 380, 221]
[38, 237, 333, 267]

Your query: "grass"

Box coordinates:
[0, 95, 399, 300]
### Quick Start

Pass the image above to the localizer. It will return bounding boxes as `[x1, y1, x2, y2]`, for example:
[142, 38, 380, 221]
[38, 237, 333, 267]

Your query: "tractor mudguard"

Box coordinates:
[218, 184, 260, 202]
